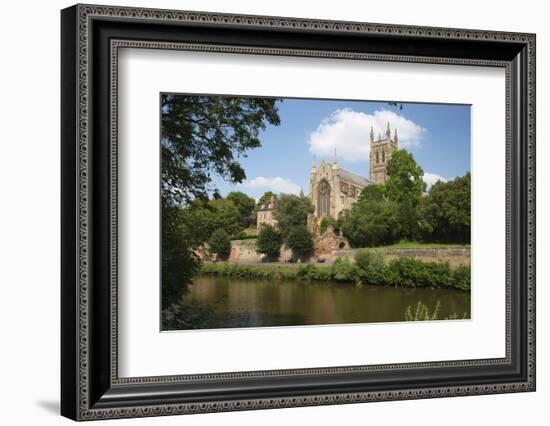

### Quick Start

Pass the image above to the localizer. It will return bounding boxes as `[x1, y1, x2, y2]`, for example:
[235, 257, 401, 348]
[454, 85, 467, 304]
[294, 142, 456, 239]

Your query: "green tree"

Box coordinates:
[226, 191, 256, 228]
[160, 95, 281, 311]
[208, 229, 232, 260]
[161, 206, 199, 307]
[161, 95, 281, 205]
[417, 173, 471, 243]
[385, 150, 425, 239]
[273, 194, 314, 238]
[256, 225, 282, 260]
[256, 191, 277, 208]
[287, 225, 314, 260]
[207, 198, 242, 237]
[180, 198, 241, 243]
[341, 199, 402, 247]
[358, 184, 385, 204]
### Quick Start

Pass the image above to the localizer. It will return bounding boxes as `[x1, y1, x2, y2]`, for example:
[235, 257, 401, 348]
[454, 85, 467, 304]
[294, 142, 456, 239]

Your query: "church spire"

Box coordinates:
[299, 186, 304, 197]
[370, 125, 374, 143]
[332, 148, 339, 170]
[386, 122, 391, 140]
[394, 128, 398, 145]
[311, 155, 317, 174]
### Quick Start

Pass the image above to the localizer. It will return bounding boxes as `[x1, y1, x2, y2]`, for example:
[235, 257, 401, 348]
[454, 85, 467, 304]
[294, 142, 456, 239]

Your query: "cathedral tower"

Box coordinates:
[369, 123, 398, 184]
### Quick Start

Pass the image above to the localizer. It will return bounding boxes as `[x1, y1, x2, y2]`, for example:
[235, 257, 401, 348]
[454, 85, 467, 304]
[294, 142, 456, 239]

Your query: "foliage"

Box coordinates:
[226, 191, 257, 228]
[295, 264, 333, 281]
[208, 229, 232, 260]
[273, 194, 314, 239]
[161, 206, 199, 307]
[319, 216, 342, 235]
[340, 150, 470, 248]
[331, 257, 361, 283]
[354, 250, 386, 285]
[417, 172, 471, 244]
[384, 150, 426, 239]
[451, 265, 471, 291]
[199, 256, 470, 291]
[358, 184, 385, 204]
[341, 199, 402, 247]
[256, 191, 277, 208]
[160, 95, 281, 306]
[385, 257, 452, 288]
[404, 300, 469, 321]
[404, 301, 441, 321]
[180, 198, 241, 243]
[230, 234, 259, 241]
[286, 225, 314, 260]
[161, 94, 281, 205]
[255, 225, 282, 260]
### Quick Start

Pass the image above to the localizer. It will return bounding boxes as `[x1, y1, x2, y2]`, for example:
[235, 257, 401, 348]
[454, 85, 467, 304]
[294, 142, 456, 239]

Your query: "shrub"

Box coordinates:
[286, 225, 314, 260]
[208, 229, 232, 260]
[331, 257, 361, 283]
[255, 224, 282, 260]
[354, 250, 385, 285]
[387, 257, 452, 288]
[451, 265, 471, 291]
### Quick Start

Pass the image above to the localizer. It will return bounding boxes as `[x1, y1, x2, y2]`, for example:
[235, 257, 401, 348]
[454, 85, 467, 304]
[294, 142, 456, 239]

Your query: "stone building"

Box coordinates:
[256, 195, 278, 229]
[309, 123, 398, 220]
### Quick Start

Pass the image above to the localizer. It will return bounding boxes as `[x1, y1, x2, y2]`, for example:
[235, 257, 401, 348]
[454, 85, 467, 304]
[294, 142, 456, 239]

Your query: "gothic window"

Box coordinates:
[340, 182, 348, 194]
[382, 150, 385, 162]
[317, 179, 331, 218]
[376, 150, 379, 164]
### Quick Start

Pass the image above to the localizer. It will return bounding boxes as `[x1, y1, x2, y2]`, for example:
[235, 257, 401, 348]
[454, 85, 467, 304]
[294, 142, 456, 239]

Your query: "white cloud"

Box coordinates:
[423, 172, 447, 190]
[308, 108, 425, 162]
[239, 176, 301, 195]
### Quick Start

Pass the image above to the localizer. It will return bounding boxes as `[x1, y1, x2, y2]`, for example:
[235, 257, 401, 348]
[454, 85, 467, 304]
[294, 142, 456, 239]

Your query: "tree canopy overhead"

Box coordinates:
[161, 94, 281, 206]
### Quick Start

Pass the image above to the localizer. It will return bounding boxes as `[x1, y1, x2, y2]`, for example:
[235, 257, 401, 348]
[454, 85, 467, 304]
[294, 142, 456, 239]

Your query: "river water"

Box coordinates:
[183, 276, 470, 329]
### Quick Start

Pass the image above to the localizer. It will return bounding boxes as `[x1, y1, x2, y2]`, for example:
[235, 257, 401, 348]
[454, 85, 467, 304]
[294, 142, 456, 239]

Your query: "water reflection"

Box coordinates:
[182, 276, 470, 330]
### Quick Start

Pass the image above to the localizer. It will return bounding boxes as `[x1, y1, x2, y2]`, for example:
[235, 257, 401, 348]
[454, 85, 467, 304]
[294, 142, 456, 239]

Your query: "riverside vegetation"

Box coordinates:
[200, 250, 470, 292]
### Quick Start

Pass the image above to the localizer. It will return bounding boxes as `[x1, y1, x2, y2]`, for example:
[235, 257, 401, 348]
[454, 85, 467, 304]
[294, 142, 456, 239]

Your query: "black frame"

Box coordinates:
[61, 4, 536, 421]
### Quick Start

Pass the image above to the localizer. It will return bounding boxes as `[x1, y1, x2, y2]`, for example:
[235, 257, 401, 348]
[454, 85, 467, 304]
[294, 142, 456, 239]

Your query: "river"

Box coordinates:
[182, 276, 470, 329]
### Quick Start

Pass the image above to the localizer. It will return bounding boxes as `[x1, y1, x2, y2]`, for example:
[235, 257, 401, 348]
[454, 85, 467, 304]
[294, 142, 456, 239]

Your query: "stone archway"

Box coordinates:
[317, 179, 331, 218]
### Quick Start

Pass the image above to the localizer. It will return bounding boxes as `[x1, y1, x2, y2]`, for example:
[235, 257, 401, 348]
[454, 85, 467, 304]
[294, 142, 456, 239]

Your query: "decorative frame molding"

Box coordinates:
[61, 4, 536, 421]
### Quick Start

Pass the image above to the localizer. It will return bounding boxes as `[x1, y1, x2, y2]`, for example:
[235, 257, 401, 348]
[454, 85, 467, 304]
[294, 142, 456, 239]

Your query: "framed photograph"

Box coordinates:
[61, 4, 536, 421]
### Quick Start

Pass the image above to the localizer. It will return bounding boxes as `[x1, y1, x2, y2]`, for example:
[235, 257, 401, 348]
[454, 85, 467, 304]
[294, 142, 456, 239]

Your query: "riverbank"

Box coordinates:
[199, 256, 470, 291]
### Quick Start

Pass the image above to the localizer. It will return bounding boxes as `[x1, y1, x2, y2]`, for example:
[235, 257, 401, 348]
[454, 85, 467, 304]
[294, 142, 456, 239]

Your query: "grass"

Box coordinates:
[381, 240, 470, 249]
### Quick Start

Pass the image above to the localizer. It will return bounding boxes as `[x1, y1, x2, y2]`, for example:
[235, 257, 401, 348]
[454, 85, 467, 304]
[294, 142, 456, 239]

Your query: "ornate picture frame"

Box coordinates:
[61, 4, 535, 421]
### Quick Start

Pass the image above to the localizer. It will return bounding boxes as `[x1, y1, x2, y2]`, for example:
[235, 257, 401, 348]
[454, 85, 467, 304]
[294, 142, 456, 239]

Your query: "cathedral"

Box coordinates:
[309, 123, 398, 220]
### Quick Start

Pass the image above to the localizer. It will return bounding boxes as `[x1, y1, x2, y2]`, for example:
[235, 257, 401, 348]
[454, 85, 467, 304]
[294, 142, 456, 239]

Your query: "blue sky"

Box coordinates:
[212, 98, 471, 200]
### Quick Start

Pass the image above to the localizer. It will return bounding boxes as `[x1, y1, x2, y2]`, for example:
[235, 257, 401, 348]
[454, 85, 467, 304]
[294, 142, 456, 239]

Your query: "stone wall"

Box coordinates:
[227, 239, 292, 263]
[220, 238, 470, 268]
[335, 247, 470, 268]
